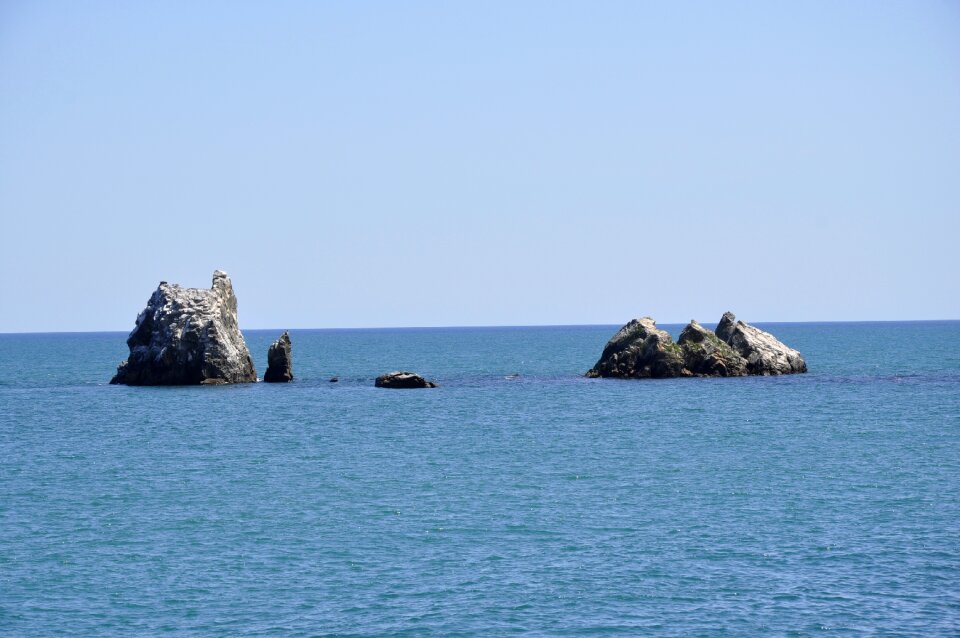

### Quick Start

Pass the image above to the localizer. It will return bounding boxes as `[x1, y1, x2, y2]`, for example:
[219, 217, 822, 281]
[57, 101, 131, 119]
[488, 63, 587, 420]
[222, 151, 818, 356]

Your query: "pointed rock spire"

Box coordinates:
[263, 331, 294, 382]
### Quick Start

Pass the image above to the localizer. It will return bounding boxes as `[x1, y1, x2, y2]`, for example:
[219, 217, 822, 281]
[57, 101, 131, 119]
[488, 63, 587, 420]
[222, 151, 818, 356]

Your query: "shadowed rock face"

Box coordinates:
[263, 331, 293, 383]
[375, 371, 438, 389]
[110, 271, 257, 385]
[587, 312, 806, 379]
[584, 317, 688, 379]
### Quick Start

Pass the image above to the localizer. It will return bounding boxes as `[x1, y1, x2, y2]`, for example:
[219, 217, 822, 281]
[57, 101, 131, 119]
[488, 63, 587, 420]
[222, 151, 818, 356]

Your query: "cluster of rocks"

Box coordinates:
[586, 312, 806, 379]
[110, 271, 806, 387]
[110, 271, 437, 388]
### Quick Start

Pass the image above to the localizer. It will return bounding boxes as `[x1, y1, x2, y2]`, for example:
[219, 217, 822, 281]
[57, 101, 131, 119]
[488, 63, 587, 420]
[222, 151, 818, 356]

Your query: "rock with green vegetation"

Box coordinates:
[715, 311, 807, 375]
[585, 317, 689, 378]
[587, 313, 806, 379]
[678, 319, 749, 376]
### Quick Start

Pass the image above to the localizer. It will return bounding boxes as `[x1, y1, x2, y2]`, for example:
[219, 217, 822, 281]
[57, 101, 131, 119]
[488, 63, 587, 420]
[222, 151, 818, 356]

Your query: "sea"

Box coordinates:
[1, 322, 958, 636]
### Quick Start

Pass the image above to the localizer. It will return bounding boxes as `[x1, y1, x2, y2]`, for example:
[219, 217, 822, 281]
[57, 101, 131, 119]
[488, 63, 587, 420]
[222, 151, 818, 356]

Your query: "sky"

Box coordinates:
[1, 1, 958, 332]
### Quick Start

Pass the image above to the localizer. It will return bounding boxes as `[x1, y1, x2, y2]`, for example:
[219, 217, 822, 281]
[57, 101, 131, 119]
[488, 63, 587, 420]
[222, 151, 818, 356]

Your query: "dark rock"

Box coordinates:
[715, 311, 738, 344]
[375, 371, 438, 389]
[678, 319, 748, 377]
[263, 331, 293, 382]
[714, 311, 807, 375]
[586, 317, 689, 379]
[110, 271, 257, 385]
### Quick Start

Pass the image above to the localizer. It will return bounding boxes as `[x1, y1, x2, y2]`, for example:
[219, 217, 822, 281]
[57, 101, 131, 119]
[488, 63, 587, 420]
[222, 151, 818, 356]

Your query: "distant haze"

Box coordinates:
[1, 2, 958, 332]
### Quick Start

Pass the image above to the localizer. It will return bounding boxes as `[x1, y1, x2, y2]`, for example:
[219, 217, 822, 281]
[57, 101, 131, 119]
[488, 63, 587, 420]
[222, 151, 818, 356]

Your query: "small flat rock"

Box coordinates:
[375, 371, 438, 389]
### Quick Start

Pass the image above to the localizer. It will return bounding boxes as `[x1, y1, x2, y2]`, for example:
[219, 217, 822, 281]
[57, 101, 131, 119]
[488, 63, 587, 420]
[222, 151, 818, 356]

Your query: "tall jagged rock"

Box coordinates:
[110, 271, 258, 385]
[263, 331, 293, 383]
[587, 313, 806, 379]
[715, 311, 807, 375]
[585, 317, 689, 379]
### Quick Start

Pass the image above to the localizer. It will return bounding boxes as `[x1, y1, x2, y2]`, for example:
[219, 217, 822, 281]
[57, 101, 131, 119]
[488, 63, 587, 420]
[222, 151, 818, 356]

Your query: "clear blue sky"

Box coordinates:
[1, 1, 958, 332]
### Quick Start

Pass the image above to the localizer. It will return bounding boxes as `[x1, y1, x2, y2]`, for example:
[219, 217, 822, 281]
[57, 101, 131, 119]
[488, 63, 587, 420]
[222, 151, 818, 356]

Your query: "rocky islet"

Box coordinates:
[110, 271, 257, 385]
[586, 312, 807, 379]
[111, 272, 806, 386]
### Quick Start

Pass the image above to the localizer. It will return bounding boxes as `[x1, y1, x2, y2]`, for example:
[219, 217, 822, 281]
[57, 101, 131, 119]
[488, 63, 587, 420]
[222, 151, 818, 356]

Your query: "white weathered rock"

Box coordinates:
[110, 271, 257, 385]
[715, 311, 807, 375]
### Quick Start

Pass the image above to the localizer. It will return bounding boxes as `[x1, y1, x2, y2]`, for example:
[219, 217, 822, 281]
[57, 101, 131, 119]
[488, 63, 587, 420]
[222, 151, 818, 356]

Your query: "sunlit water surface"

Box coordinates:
[1, 322, 958, 636]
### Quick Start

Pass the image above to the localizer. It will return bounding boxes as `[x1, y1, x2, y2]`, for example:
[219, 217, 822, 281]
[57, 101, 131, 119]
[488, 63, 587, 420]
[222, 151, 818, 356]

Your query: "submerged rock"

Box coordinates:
[585, 317, 689, 379]
[263, 331, 293, 382]
[587, 312, 806, 379]
[110, 271, 257, 385]
[375, 371, 438, 389]
[715, 311, 807, 375]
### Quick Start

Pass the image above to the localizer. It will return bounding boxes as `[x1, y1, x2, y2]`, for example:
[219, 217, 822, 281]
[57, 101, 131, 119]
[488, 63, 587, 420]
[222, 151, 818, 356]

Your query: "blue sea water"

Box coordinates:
[1, 322, 959, 636]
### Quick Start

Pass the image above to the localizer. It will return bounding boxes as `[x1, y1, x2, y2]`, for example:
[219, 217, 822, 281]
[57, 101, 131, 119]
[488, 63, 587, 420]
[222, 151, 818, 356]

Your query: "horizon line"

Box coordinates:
[1, 317, 958, 336]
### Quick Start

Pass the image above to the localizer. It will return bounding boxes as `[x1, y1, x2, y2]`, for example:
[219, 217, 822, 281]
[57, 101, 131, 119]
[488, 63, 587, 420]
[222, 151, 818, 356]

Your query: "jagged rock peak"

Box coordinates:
[678, 319, 748, 377]
[715, 311, 738, 343]
[586, 316, 688, 379]
[110, 270, 257, 386]
[263, 331, 293, 383]
[713, 311, 807, 375]
[375, 371, 438, 389]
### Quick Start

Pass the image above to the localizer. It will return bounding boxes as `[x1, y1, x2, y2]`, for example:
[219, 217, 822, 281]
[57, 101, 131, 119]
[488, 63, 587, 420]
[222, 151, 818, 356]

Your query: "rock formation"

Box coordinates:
[587, 312, 806, 379]
[375, 371, 438, 389]
[715, 312, 807, 375]
[678, 319, 748, 377]
[584, 317, 688, 379]
[263, 331, 293, 382]
[110, 271, 258, 385]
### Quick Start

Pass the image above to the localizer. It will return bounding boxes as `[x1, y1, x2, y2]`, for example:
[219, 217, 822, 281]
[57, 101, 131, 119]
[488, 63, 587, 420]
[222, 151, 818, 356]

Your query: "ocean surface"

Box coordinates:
[1, 322, 958, 636]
